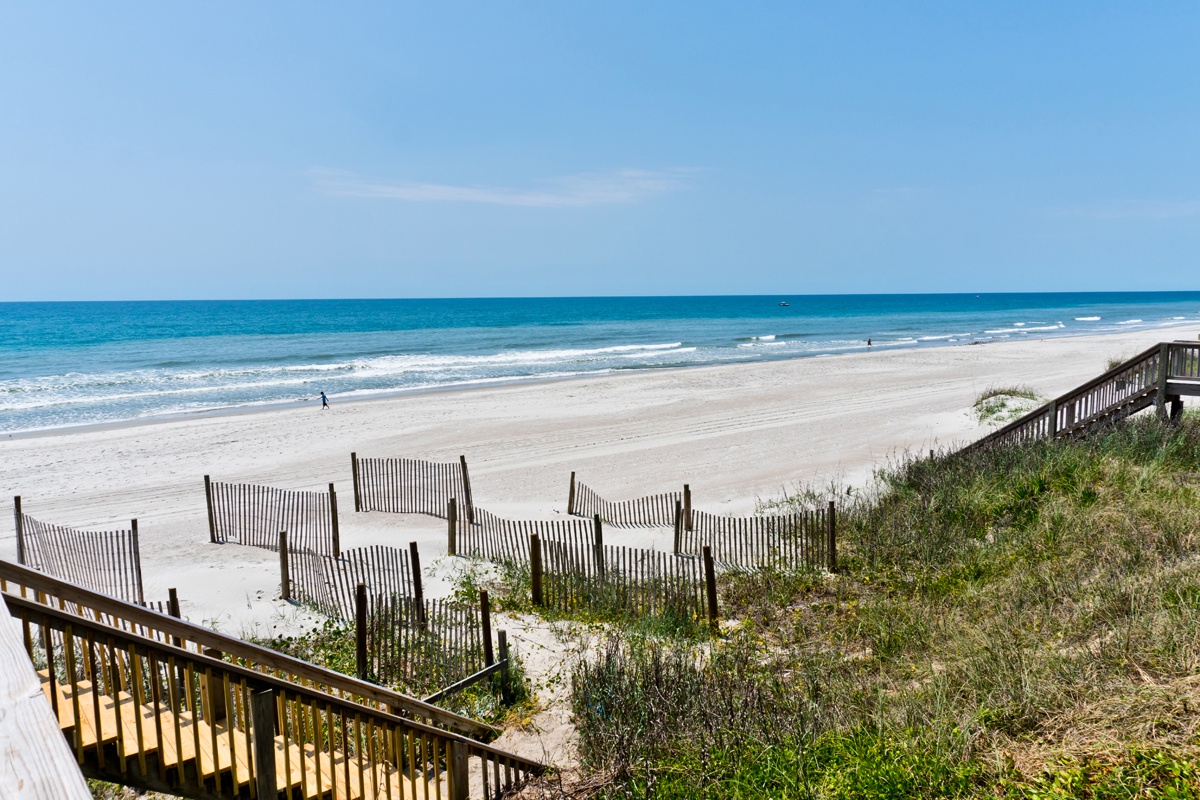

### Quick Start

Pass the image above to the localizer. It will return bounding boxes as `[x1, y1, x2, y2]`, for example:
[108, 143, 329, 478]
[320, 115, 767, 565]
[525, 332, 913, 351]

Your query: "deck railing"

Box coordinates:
[6, 590, 542, 799]
[0, 559, 493, 740]
[969, 341, 1200, 450]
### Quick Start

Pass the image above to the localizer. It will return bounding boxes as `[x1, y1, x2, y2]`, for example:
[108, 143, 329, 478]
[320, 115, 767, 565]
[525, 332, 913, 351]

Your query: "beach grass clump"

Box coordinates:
[973, 384, 1043, 424]
[565, 411, 1200, 797]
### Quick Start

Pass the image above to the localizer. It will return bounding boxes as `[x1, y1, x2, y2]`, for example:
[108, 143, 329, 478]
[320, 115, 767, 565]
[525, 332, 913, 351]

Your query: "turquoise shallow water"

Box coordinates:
[1, 292, 1199, 434]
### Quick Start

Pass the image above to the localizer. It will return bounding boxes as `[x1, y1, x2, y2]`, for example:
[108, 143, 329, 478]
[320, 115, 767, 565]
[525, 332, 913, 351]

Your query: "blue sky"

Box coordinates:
[1, 3, 1197, 300]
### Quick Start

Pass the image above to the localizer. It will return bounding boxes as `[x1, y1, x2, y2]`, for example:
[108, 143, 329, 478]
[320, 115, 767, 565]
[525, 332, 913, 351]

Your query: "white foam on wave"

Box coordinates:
[1116, 319, 1143, 325]
[918, 333, 974, 341]
[751, 334, 776, 341]
[1075, 316, 1101, 321]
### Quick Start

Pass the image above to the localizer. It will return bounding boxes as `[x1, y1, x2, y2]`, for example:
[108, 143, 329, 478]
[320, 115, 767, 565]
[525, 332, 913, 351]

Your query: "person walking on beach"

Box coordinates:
[320, 391, 330, 410]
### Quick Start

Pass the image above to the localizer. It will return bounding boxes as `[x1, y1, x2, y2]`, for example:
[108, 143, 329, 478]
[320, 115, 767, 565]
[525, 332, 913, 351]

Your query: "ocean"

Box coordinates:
[2, 292, 1199, 435]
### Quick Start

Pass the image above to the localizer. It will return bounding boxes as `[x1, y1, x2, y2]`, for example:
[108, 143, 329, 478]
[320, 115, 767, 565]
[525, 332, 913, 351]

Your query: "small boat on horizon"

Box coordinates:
[778, 301, 790, 307]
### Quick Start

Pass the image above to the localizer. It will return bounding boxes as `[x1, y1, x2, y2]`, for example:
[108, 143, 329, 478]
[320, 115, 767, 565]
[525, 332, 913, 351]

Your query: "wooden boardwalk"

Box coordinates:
[2, 560, 544, 800]
[969, 340, 1200, 450]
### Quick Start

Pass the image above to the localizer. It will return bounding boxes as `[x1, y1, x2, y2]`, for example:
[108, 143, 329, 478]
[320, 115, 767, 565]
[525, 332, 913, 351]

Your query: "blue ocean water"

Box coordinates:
[2, 293, 1199, 434]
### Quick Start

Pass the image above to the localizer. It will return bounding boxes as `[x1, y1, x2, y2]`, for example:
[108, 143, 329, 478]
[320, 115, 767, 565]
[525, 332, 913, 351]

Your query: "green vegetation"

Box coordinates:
[566, 412, 1200, 797]
[973, 384, 1043, 424]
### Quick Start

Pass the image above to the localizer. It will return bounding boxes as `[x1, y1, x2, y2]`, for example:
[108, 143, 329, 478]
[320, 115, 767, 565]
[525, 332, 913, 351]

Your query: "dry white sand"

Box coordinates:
[0, 327, 1193, 631]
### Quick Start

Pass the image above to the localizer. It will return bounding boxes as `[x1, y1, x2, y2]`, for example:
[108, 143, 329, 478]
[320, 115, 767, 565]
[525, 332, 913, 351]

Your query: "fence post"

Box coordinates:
[447, 498, 458, 556]
[249, 688, 277, 800]
[459, 455, 475, 525]
[530, 534, 543, 606]
[1046, 399, 1058, 437]
[498, 629, 511, 704]
[13, 495, 24, 565]
[826, 501, 837, 573]
[1157, 342, 1171, 420]
[355, 582, 368, 681]
[409, 541, 427, 628]
[673, 500, 682, 555]
[567, 471, 577, 515]
[593, 514, 605, 578]
[328, 482, 341, 558]
[351, 452, 362, 512]
[203, 475, 216, 543]
[130, 518, 145, 605]
[279, 531, 291, 600]
[929, 449, 935, 461]
[449, 740, 469, 800]
[480, 590, 494, 666]
[703, 545, 718, 630]
[683, 484, 693, 532]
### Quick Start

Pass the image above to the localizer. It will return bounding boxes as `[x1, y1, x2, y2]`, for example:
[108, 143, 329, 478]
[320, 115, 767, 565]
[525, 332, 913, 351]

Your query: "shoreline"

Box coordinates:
[7, 320, 1199, 441]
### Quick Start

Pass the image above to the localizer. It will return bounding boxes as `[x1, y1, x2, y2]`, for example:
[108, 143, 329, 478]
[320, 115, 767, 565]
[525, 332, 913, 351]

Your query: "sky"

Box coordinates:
[1, 2, 1197, 301]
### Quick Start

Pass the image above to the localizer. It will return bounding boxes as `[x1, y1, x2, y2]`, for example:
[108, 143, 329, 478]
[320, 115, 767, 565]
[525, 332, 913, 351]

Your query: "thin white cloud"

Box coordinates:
[1053, 199, 1200, 220]
[315, 168, 691, 208]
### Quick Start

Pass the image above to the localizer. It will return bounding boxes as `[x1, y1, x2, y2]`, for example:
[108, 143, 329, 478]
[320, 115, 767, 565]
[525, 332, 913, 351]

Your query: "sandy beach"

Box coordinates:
[0, 327, 1193, 632]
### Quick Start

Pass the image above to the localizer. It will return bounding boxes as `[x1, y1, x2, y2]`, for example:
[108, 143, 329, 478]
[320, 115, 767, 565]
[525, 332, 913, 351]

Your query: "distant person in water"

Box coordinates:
[320, 391, 330, 410]
[867, 338, 872, 348]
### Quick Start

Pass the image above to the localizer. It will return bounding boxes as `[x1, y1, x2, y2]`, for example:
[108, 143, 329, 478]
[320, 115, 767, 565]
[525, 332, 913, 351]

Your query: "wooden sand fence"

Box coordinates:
[566, 472, 682, 527]
[451, 503, 594, 562]
[284, 543, 414, 620]
[351, 453, 475, 522]
[12, 496, 144, 605]
[679, 503, 836, 572]
[539, 536, 710, 623]
[281, 538, 498, 697]
[364, 594, 489, 696]
[204, 476, 340, 557]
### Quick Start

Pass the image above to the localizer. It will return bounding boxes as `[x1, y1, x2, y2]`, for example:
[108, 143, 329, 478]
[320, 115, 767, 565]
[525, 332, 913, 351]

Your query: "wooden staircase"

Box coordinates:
[967, 340, 1200, 450]
[1, 560, 544, 800]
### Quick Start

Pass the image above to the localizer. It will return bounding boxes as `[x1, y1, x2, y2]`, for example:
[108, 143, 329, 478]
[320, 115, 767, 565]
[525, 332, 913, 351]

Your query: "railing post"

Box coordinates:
[203, 475, 216, 543]
[1046, 400, 1058, 438]
[328, 482, 341, 558]
[530, 533, 543, 606]
[703, 545, 718, 631]
[459, 455, 475, 525]
[673, 499, 683, 555]
[13, 495, 24, 565]
[593, 514, 605, 579]
[498, 629, 511, 704]
[203, 648, 227, 722]
[279, 531, 291, 600]
[355, 582, 368, 681]
[826, 501, 837, 573]
[480, 590, 494, 666]
[683, 484, 693, 532]
[447, 498, 458, 556]
[1157, 342, 1171, 420]
[567, 471, 577, 515]
[351, 452, 362, 512]
[409, 541, 426, 628]
[449, 740, 469, 800]
[250, 688, 278, 800]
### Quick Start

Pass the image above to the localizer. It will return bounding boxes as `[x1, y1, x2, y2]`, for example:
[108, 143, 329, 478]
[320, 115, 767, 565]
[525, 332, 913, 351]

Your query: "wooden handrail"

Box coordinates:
[0, 558, 495, 739]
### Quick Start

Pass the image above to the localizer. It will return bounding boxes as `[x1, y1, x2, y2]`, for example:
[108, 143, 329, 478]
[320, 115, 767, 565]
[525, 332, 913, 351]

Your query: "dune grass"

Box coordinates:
[973, 384, 1043, 425]
[567, 412, 1200, 798]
